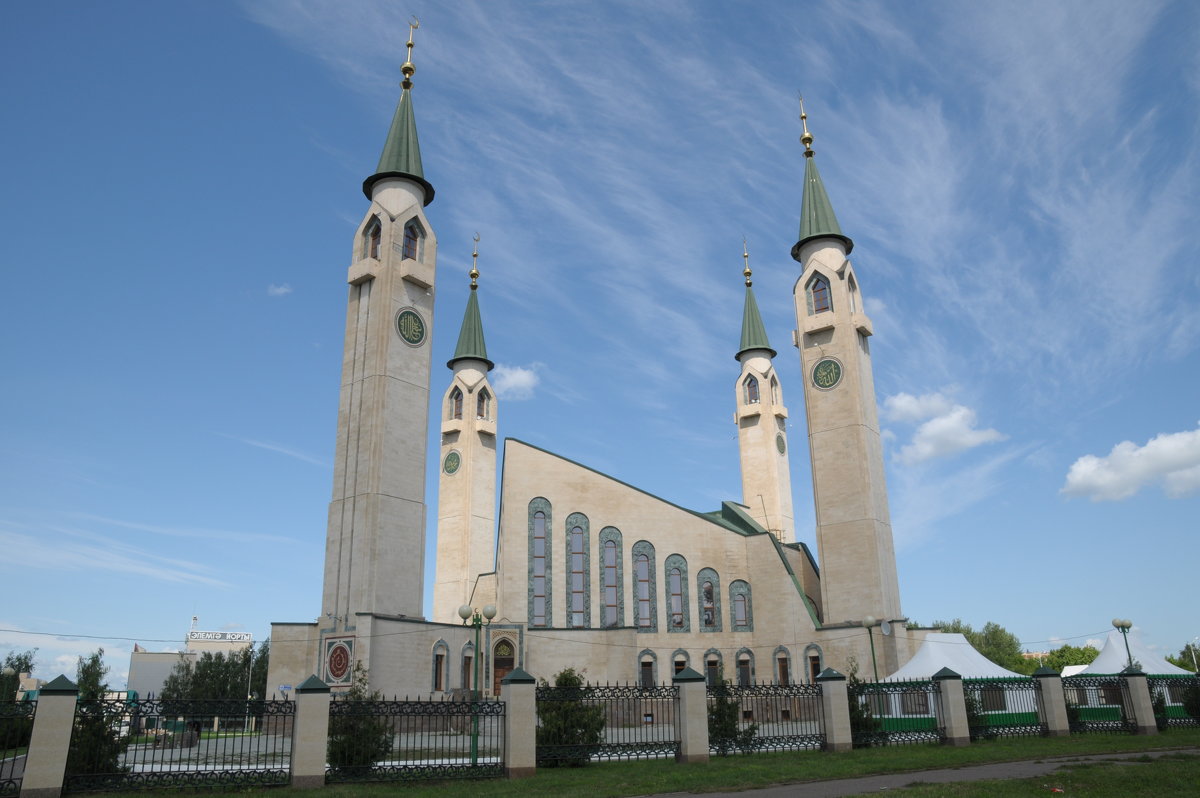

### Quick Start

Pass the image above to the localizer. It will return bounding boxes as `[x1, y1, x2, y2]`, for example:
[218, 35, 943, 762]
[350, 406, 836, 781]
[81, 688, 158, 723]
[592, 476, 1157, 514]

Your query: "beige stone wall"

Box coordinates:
[736, 351, 796, 543]
[265, 622, 320, 699]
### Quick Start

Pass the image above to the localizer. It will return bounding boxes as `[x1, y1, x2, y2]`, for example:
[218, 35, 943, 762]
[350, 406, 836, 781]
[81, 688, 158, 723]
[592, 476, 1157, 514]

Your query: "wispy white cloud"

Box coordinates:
[1062, 423, 1200, 501]
[884, 392, 1006, 464]
[266, 283, 293, 296]
[68, 513, 296, 545]
[219, 433, 329, 468]
[492, 363, 540, 400]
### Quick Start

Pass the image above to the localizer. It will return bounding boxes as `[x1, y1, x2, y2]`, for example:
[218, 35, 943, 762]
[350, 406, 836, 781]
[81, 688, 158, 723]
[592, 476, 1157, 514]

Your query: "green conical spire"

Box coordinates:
[448, 240, 493, 371]
[791, 99, 852, 259]
[736, 243, 776, 360]
[362, 22, 435, 203]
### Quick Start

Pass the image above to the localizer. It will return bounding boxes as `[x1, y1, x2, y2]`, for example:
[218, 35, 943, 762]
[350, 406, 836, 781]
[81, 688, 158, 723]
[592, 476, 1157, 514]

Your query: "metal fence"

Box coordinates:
[1062, 676, 1136, 734]
[706, 683, 824, 754]
[851, 681, 944, 748]
[962, 678, 1046, 740]
[535, 684, 678, 765]
[325, 697, 504, 783]
[1, 700, 36, 798]
[1148, 676, 1200, 729]
[63, 698, 294, 792]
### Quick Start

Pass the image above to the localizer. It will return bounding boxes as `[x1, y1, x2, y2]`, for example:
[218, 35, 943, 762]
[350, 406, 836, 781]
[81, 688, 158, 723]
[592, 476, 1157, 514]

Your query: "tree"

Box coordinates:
[327, 663, 393, 779]
[934, 619, 1027, 673]
[1, 648, 36, 700]
[535, 667, 605, 767]
[65, 648, 128, 780]
[707, 669, 757, 755]
[158, 642, 270, 701]
[1043, 644, 1099, 673]
[845, 656, 881, 747]
[1166, 643, 1198, 673]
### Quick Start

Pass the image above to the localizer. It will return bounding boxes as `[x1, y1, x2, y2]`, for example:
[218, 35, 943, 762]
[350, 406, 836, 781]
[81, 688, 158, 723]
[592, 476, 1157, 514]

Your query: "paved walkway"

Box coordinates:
[648, 748, 1200, 797]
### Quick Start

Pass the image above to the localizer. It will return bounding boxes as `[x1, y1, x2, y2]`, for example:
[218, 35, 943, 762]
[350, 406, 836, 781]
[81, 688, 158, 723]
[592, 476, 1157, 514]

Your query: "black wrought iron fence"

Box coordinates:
[1, 700, 35, 798]
[1062, 676, 1135, 734]
[1148, 676, 1200, 729]
[962, 678, 1045, 739]
[325, 697, 504, 783]
[851, 681, 944, 747]
[706, 682, 823, 754]
[535, 683, 678, 765]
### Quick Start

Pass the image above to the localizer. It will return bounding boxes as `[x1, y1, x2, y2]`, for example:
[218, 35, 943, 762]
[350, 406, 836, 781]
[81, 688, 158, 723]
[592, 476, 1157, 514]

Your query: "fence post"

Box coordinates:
[290, 675, 330, 789]
[815, 668, 851, 753]
[672, 666, 709, 764]
[1032, 667, 1070, 736]
[1121, 669, 1158, 736]
[19, 674, 77, 798]
[501, 667, 537, 778]
[932, 667, 969, 747]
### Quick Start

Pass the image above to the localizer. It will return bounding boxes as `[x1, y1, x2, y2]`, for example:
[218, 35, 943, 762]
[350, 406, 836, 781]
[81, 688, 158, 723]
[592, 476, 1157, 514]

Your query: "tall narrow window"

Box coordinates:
[734, 594, 747, 625]
[770, 376, 779, 404]
[532, 510, 547, 626]
[365, 218, 381, 260]
[730, 580, 752, 631]
[809, 655, 821, 683]
[449, 387, 463, 420]
[403, 222, 420, 260]
[696, 568, 721, 632]
[778, 656, 790, 686]
[664, 554, 688, 632]
[701, 581, 715, 628]
[704, 651, 722, 686]
[434, 653, 445, 690]
[603, 540, 618, 627]
[476, 388, 490, 420]
[848, 275, 858, 313]
[668, 568, 683, 629]
[743, 375, 760, 404]
[569, 526, 585, 627]
[737, 652, 752, 686]
[807, 274, 831, 314]
[636, 555, 651, 627]
[640, 661, 654, 688]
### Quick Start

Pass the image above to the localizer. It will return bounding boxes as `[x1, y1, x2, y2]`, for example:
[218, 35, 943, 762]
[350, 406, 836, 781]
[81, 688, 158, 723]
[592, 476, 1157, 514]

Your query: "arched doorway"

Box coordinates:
[492, 639, 515, 695]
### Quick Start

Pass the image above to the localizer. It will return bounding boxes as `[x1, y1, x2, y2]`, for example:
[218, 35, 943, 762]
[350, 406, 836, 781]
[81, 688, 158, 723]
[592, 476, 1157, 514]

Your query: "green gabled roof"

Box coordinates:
[736, 285, 776, 359]
[792, 155, 853, 258]
[447, 290, 493, 370]
[362, 87, 435, 204]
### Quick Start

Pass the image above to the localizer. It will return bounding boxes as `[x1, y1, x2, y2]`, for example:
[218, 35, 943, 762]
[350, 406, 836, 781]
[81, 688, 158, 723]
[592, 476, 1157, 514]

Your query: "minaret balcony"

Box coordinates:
[442, 418, 464, 435]
[347, 258, 381, 285]
[851, 313, 874, 337]
[802, 314, 836, 335]
[773, 405, 789, 420]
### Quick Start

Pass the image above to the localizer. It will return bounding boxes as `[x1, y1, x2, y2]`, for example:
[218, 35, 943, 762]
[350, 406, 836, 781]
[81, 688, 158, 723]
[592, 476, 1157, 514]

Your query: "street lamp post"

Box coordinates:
[459, 603, 497, 764]
[863, 615, 880, 682]
[1112, 618, 1135, 671]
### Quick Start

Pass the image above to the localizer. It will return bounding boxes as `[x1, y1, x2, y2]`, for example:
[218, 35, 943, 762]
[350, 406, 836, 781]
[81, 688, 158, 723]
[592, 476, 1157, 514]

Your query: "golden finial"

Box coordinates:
[799, 94, 814, 157]
[401, 16, 419, 89]
[470, 233, 480, 290]
[742, 237, 752, 287]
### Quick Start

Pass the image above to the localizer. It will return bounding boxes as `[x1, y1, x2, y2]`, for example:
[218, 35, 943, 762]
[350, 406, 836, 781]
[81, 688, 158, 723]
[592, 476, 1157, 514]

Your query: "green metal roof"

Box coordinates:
[736, 285, 776, 359]
[792, 155, 853, 258]
[447, 290, 493, 370]
[362, 87, 435, 204]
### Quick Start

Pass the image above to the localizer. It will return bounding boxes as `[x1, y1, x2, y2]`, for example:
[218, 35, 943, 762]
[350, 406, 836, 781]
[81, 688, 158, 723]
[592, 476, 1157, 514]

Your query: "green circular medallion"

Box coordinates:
[443, 450, 461, 475]
[395, 308, 427, 346]
[811, 358, 843, 390]
[775, 433, 786, 454]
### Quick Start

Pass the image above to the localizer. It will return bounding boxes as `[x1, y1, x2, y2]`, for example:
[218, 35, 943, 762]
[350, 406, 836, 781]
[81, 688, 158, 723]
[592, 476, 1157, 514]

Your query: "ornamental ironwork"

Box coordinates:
[1148, 676, 1200, 729]
[1062, 676, 1136, 735]
[851, 681, 944, 748]
[535, 684, 679, 764]
[963, 678, 1047, 740]
[706, 682, 825, 754]
[1, 700, 36, 798]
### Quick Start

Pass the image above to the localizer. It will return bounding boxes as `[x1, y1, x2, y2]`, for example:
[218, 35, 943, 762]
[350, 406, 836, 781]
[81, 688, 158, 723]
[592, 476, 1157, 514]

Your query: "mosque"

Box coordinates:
[266, 26, 926, 697]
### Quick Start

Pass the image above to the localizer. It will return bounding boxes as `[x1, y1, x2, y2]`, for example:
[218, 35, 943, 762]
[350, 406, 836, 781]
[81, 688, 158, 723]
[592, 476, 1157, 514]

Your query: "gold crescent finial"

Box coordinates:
[470, 233, 480, 290]
[798, 94, 814, 157]
[401, 16, 419, 89]
[742, 237, 752, 287]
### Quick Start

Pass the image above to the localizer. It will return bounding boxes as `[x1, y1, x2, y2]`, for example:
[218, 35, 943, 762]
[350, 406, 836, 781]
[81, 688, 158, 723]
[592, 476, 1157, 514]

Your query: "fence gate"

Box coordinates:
[63, 697, 294, 793]
[706, 683, 824, 753]
[851, 681, 944, 748]
[1, 700, 35, 798]
[963, 678, 1046, 739]
[535, 684, 678, 765]
[1062, 676, 1136, 734]
[325, 697, 504, 783]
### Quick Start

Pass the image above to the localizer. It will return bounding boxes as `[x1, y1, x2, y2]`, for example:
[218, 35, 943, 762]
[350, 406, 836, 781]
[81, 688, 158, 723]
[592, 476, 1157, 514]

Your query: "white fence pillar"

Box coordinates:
[501, 667, 537, 778]
[290, 675, 330, 789]
[19, 675, 76, 798]
[932, 668, 970, 747]
[1032, 667, 1070, 737]
[673, 667, 709, 764]
[816, 668, 852, 752]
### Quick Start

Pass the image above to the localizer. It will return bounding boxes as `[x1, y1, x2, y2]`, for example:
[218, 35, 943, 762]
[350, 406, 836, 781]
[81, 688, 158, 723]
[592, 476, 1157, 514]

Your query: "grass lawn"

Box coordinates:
[92, 728, 1200, 798]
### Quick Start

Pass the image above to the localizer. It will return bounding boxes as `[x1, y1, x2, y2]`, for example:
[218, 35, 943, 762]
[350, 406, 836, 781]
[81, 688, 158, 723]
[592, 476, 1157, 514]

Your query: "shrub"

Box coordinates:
[327, 663, 393, 779]
[535, 667, 605, 767]
[707, 676, 757, 755]
[846, 657, 881, 748]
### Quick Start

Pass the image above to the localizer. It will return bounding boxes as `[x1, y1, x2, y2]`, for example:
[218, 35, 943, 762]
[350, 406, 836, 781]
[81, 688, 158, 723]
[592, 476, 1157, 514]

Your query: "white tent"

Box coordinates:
[1077, 630, 1190, 675]
[884, 633, 1026, 681]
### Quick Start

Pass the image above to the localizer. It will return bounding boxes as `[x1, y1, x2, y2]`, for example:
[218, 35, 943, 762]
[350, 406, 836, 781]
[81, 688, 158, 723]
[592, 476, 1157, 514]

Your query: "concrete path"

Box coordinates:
[647, 748, 1200, 797]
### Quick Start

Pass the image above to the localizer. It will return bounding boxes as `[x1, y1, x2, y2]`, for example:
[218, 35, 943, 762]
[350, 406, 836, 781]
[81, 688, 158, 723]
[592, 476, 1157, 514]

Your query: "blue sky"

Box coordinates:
[2, 1, 1198, 687]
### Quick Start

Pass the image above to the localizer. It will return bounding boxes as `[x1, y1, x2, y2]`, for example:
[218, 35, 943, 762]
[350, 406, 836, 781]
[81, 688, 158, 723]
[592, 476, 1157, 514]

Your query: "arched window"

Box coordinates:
[528, 499, 551, 627]
[730, 580, 753, 632]
[848, 275, 858, 313]
[704, 649, 723, 686]
[402, 220, 422, 260]
[803, 644, 823, 683]
[631, 541, 656, 632]
[492, 639, 515, 696]
[664, 554, 689, 632]
[431, 640, 449, 692]
[774, 646, 792, 686]
[743, 375, 760, 404]
[476, 388, 490, 420]
[449, 387, 463, 420]
[696, 567, 721, 633]
[364, 217, 382, 260]
[672, 649, 690, 675]
[806, 274, 832, 314]
[736, 649, 754, 686]
[461, 641, 475, 692]
[770, 376, 779, 404]
[565, 514, 590, 628]
[599, 527, 623, 628]
[638, 649, 657, 688]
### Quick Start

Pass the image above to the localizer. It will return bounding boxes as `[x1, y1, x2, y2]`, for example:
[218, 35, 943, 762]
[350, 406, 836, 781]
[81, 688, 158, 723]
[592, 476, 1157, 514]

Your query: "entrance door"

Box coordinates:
[492, 639, 515, 695]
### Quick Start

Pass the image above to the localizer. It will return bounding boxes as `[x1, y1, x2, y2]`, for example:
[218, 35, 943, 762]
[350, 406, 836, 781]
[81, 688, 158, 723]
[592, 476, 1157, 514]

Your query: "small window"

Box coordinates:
[743, 375, 760, 404]
[434, 653, 445, 691]
[640, 660, 655, 688]
[848, 275, 858, 313]
[364, 217, 382, 260]
[668, 568, 683, 629]
[737, 655, 752, 687]
[461, 654, 473, 691]
[450, 387, 463, 420]
[674, 658, 687, 675]
[403, 222, 421, 260]
[901, 691, 930, 716]
[778, 656, 790, 686]
[770, 376, 779, 404]
[705, 657, 720, 687]
[808, 655, 821, 683]
[981, 687, 1006, 712]
[701, 581, 715, 628]
[734, 594, 747, 626]
[807, 275, 831, 314]
[476, 388, 490, 420]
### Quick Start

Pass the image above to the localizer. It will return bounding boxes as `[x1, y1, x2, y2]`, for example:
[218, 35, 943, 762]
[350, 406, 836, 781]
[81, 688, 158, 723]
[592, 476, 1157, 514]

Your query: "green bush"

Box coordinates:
[707, 676, 757, 755]
[64, 649, 129, 780]
[536, 667, 605, 767]
[327, 663, 394, 779]
[846, 657, 881, 747]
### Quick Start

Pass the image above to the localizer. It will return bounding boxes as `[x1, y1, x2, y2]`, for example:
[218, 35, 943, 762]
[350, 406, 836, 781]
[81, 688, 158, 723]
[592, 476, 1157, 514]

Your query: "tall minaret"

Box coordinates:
[735, 243, 796, 543]
[321, 21, 438, 632]
[790, 100, 901, 629]
[432, 237, 498, 623]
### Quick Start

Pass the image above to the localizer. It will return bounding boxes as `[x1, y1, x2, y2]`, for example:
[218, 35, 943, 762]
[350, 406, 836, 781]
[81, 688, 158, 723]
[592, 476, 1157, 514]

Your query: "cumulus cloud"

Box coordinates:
[267, 283, 293, 296]
[492, 363, 540, 400]
[1061, 423, 1200, 501]
[883, 392, 1006, 465]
